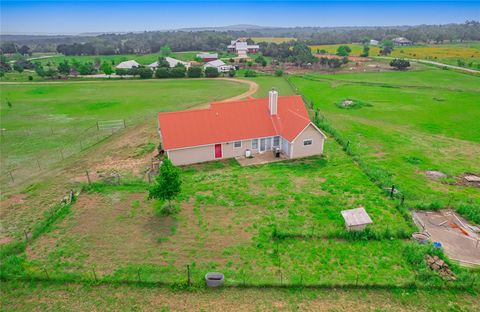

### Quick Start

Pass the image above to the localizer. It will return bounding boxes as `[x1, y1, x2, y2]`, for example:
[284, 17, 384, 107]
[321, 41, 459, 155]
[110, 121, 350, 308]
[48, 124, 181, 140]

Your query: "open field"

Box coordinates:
[310, 42, 480, 69]
[289, 67, 480, 222]
[2, 281, 480, 311]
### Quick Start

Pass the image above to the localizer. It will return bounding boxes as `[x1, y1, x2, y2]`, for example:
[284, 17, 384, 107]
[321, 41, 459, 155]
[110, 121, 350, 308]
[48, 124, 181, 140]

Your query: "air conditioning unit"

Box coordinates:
[245, 149, 252, 157]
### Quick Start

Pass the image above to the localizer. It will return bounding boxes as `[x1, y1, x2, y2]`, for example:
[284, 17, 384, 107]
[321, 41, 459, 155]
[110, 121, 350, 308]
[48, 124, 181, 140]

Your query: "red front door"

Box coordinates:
[214, 144, 222, 158]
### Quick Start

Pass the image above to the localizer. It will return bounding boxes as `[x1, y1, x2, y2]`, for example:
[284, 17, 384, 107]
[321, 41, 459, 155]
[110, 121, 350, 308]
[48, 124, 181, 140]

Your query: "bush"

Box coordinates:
[228, 69, 236, 77]
[390, 58, 411, 70]
[155, 67, 170, 78]
[170, 67, 186, 78]
[274, 69, 283, 77]
[204, 67, 219, 78]
[154, 201, 180, 216]
[244, 69, 257, 77]
[28, 75, 33, 81]
[138, 67, 153, 79]
[187, 66, 203, 78]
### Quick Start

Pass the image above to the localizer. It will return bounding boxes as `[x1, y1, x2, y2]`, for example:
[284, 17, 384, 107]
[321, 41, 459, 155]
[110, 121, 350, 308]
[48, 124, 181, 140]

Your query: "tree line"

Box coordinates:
[1, 21, 478, 55]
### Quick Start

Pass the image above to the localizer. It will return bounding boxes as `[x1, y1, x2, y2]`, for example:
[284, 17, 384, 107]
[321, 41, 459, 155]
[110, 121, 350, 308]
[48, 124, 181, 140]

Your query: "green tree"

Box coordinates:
[13, 63, 24, 73]
[360, 45, 370, 57]
[155, 67, 170, 78]
[0, 68, 5, 79]
[157, 57, 170, 68]
[58, 60, 71, 76]
[160, 45, 172, 56]
[138, 67, 153, 79]
[101, 61, 113, 76]
[115, 68, 128, 77]
[187, 66, 203, 78]
[148, 158, 181, 203]
[389, 58, 411, 70]
[244, 69, 257, 77]
[34, 62, 46, 77]
[170, 66, 186, 78]
[204, 66, 219, 78]
[336, 45, 352, 57]
[274, 69, 284, 77]
[228, 69, 236, 77]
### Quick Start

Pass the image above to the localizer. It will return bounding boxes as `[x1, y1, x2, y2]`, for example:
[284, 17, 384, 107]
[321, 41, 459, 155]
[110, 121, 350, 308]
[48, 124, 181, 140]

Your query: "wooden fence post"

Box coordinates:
[36, 159, 41, 169]
[401, 195, 405, 207]
[24, 230, 29, 243]
[390, 185, 395, 199]
[123, 119, 127, 128]
[96, 121, 99, 130]
[92, 268, 97, 282]
[9, 171, 14, 182]
[60, 149, 64, 160]
[86, 170, 91, 184]
[44, 268, 50, 280]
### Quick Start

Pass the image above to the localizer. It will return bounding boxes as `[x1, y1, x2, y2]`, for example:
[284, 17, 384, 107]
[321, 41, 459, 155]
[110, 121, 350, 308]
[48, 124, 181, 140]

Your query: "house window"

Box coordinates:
[303, 139, 313, 146]
[251, 139, 258, 149]
[273, 136, 280, 147]
[234, 141, 242, 148]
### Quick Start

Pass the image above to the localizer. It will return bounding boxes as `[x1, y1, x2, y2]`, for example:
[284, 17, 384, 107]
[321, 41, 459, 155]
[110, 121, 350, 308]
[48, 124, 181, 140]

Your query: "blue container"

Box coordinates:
[433, 241, 442, 249]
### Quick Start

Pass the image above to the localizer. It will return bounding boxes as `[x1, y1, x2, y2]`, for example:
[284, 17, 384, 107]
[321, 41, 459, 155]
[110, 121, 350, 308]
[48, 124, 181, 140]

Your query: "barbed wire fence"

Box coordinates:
[1, 119, 128, 188]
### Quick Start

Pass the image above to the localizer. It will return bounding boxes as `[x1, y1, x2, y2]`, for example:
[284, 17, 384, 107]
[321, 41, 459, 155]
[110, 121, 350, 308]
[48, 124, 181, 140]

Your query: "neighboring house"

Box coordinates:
[148, 57, 190, 70]
[157, 90, 327, 166]
[393, 37, 413, 46]
[115, 60, 141, 69]
[204, 60, 235, 73]
[196, 53, 218, 62]
[227, 38, 259, 54]
[369, 39, 379, 46]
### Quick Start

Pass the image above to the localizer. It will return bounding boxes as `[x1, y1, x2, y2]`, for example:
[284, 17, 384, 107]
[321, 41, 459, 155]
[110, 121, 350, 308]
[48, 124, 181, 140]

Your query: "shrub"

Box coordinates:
[244, 69, 257, 77]
[187, 66, 203, 78]
[28, 75, 33, 81]
[204, 67, 219, 78]
[138, 67, 153, 79]
[390, 58, 411, 70]
[154, 201, 180, 216]
[155, 67, 170, 78]
[170, 67, 186, 78]
[274, 69, 284, 77]
[228, 69, 236, 77]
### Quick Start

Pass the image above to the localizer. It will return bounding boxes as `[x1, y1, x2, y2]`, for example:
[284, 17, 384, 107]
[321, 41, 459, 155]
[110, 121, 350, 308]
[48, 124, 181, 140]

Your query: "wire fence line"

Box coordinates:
[1, 119, 128, 188]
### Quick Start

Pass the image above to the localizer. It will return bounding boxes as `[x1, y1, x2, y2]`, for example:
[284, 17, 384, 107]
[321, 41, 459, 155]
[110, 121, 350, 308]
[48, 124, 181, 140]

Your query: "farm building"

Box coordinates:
[227, 38, 260, 54]
[393, 37, 413, 46]
[115, 60, 141, 69]
[341, 207, 373, 231]
[157, 90, 327, 166]
[148, 57, 190, 69]
[369, 39, 379, 46]
[204, 60, 235, 73]
[196, 53, 218, 62]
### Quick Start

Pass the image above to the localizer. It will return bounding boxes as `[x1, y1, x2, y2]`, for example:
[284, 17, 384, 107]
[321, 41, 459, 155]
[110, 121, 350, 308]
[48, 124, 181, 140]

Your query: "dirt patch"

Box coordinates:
[0, 236, 13, 245]
[0, 193, 27, 206]
[425, 170, 447, 179]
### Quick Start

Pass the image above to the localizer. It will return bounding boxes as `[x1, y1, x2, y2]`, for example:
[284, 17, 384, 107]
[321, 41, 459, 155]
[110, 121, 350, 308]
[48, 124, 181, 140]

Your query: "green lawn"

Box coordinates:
[289, 67, 480, 221]
[0, 79, 248, 189]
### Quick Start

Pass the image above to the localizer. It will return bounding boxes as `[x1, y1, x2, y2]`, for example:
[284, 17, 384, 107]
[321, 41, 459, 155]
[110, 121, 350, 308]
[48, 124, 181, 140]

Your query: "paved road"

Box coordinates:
[375, 56, 480, 74]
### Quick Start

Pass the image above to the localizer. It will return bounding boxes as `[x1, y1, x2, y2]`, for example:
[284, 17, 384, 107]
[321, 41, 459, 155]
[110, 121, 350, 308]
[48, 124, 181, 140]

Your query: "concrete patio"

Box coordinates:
[235, 152, 288, 166]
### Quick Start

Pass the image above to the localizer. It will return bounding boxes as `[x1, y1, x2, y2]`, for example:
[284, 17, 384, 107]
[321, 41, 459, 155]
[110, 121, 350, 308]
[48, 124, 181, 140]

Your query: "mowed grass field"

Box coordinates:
[290, 67, 480, 221]
[310, 42, 480, 68]
[0, 79, 248, 191]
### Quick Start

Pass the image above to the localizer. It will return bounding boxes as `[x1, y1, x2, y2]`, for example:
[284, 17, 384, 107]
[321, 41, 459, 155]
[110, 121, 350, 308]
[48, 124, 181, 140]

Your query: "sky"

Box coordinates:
[1, 1, 479, 35]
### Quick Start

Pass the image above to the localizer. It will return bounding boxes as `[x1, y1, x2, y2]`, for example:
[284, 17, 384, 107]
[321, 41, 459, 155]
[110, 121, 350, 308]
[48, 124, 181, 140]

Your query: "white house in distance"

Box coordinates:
[227, 38, 260, 54]
[148, 57, 190, 70]
[204, 60, 235, 73]
[115, 60, 141, 69]
[157, 89, 327, 166]
[369, 39, 379, 46]
[393, 37, 413, 46]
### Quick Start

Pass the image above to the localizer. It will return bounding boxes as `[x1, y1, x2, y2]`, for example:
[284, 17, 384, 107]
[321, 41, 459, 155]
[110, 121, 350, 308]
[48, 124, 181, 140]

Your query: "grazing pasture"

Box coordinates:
[0, 79, 248, 191]
[289, 67, 480, 222]
[251, 37, 296, 44]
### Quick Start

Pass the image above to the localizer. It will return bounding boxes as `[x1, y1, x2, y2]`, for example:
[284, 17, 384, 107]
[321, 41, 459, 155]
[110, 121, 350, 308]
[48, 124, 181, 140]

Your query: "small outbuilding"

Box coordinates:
[148, 57, 190, 70]
[197, 53, 218, 62]
[341, 207, 373, 231]
[204, 60, 235, 73]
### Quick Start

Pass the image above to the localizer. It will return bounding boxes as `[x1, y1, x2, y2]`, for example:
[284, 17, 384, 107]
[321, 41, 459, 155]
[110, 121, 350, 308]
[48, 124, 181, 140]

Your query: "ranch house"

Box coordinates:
[157, 89, 327, 166]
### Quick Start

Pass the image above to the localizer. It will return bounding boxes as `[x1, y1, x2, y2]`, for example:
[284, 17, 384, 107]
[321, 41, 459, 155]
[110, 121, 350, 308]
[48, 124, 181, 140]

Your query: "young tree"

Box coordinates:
[157, 57, 170, 68]
[160, 45, 172, 56]
[244, 69, 257, 77]
[336, 45, 352, 57]
[389, 58, 411, 70]
[148, 158, 181, 203]
[360, 45, 370, 57]
[274, 69, 284, 77]
[204, 66, 219, 78]
[34, 62, 46, 77]
[13, 63, 24, 73]
[0, 68, 5, 79]
[187, 66, 203, 78]
[170, 66, 186, 78]
[58, 60, 71, 76]
[115, 68, 128, 77]
[101, 61, 113, 77]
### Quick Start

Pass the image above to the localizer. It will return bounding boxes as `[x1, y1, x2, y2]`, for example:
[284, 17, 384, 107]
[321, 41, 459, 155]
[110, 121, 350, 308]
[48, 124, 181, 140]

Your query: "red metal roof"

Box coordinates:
[158, 95, 311, 150]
